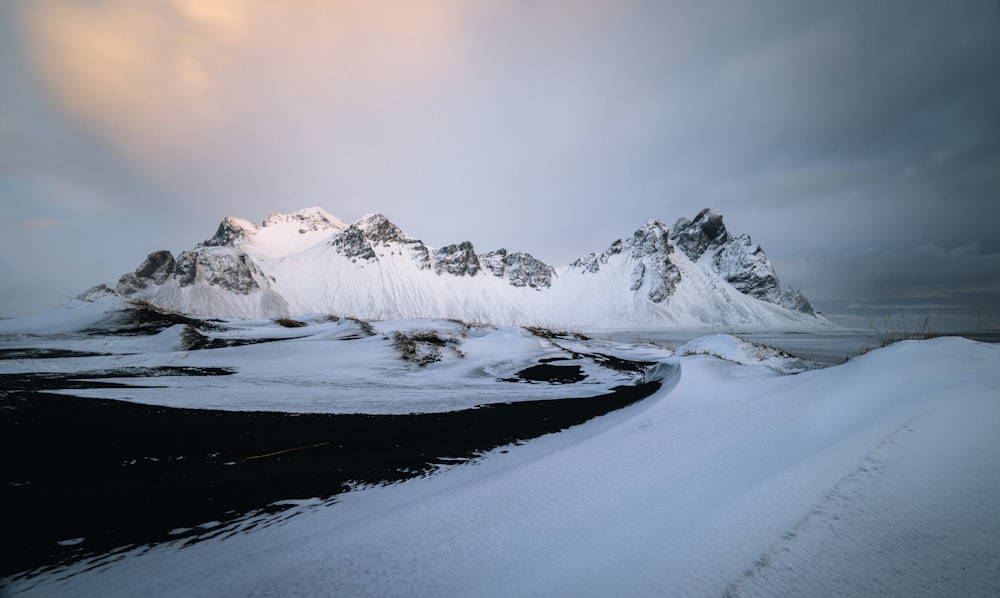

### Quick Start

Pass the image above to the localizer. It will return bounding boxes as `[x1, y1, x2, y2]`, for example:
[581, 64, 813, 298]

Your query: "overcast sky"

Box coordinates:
[2, 0, 998, 331]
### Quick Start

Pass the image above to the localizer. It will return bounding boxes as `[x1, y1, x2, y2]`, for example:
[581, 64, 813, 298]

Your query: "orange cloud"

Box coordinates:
[17, 0, 465, 180]
[19, 1, 240, 159]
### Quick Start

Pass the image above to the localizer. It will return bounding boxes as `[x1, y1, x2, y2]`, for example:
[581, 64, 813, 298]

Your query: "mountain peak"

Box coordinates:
[201, 216, 259, 248]
[672, 207, 730, 260]
[353, 213, 412, 243]
[328, 213, 423, 263]
[570, 218, 673, 274]
[479, 249, 555, 290]
[630, 219, 672, 255]
[262, 207, 346, 233]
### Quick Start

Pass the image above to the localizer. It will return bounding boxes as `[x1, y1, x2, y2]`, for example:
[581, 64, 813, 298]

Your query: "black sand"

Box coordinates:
[1, 369, 659, 578]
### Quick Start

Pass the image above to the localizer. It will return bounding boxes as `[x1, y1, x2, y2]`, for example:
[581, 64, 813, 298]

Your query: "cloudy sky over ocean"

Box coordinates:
[2, 1, 998, 330]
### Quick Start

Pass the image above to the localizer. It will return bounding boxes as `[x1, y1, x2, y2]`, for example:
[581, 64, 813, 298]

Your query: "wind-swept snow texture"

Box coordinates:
[0, 299, 654, 414]
[7, 336, 998, 596]
[84, 206, 830, 330]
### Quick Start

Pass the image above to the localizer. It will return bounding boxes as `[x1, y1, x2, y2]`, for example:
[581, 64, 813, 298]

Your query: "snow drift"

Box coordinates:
[5, 335, 997, 596]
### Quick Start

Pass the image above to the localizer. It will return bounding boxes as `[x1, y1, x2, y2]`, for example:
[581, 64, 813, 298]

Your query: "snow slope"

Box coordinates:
[7, 336, 998, 596]
[89, 207, 831, 330]
[0, 301, 655, 414]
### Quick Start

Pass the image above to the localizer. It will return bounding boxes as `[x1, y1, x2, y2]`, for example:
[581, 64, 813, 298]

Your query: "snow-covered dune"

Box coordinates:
[9, 336, 998, 596]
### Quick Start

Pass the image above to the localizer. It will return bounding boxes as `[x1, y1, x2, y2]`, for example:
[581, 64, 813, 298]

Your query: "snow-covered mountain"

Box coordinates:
[82, 206, 829, 329]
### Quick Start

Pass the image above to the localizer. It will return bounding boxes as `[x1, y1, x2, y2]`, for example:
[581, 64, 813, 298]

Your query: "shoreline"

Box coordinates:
[2, 372, 661, 578]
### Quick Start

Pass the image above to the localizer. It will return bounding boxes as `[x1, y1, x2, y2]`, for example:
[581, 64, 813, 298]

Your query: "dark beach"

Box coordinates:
[1, 366, 660, 578]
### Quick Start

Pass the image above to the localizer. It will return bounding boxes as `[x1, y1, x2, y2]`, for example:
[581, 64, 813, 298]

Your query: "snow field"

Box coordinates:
[0, 304, 656, 413]
[8, 336, 998, 596]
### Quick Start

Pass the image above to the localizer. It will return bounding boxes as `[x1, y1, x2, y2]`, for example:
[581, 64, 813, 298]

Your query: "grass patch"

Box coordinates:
[525, 326, 591, 341]
[848, 313, 942, 360]
[346, 317, 376, 337]
[274, 318, 308, 328]
[90, 300, 218, 336]
[393, 330, 462, 366]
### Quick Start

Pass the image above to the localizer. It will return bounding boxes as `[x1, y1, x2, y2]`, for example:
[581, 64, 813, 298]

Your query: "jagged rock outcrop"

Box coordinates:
[631, 221, 682, 303]
[570, 220, 681, 303]
[505, 252, 555, 289]
[781, 286, 816, 316]
[113, 244, 271, 301]
[711, 234, 782, 304]
[479, 250, 508, 278]
[262, 207, 345, 233]
[354, 213, 410, 244]
[174, 248, 265, 294]
[480, 249, 555, 289]
[116, 250, 177, 295]
[202, 217, 258, 248]
[330, 213, 432, 268]
[569, 239, 623, 274]
[672, 208, 730, 260]
[330, 225, 378, 261]
[433, 242, 480, 276]
[671, 208, 815, 314]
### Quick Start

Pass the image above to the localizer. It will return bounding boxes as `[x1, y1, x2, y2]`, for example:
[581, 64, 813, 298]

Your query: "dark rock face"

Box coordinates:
[174, 249, 261, 294]
[672, 208, 731, 260]
[633, 222, 682, 303]
[135, 250, 176, 282]
[408, 244, 432, 271]
[210, 253, 262, 294]
[330, 225, 377, 261]
[669, 209, 819, 313]
[480, 249, 555, 289]
[327, 213, 555, 286]
[355, 213, 408, 244]
[505, 252, 555, 289]
[116, 251, 176, 295]
[116, 246, 263, 298]
[781, 286, 816, 316]
[202, 217, 257, 248]
[647, 267, 681, 303]
[569, 252, 603, 273]
[174, 252, 197, 287]
[629, 263, 645, 291]
[627, 221, 670, 258]
[570, 220, 680, 303]
[711, 234, 782, 304]
[433, 242, 480, 276]
[330, 214, 431, 267]
[479, 249, 508, 277]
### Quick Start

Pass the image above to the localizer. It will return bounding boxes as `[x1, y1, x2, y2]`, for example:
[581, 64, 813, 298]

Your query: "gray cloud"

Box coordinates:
[1, 1, 998, 331]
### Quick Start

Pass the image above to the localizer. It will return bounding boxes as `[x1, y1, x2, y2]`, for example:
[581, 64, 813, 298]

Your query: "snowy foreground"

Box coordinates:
[2, 302, 999, 596]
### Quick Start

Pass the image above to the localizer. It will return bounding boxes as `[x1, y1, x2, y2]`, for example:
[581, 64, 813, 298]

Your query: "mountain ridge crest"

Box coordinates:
[84, 207, 826, 329]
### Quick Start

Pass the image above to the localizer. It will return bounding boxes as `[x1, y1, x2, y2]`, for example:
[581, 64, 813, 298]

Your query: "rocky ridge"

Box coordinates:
[569, 220, 681, 303]
[88, 207, 824, 327]
[672, 208, 815, 315]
